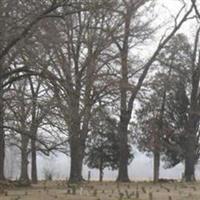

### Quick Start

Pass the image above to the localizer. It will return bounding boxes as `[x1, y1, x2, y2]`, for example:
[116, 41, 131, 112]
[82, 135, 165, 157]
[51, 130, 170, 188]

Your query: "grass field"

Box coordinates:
[0, 180, 200, 200]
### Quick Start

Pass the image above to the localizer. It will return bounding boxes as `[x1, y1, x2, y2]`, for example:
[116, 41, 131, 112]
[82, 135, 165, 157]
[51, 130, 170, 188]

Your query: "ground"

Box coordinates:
[0, 180, 200, 200]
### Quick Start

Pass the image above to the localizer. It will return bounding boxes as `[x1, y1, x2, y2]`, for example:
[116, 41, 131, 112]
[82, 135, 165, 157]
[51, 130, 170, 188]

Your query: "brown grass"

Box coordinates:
[0, 180, 200, 200]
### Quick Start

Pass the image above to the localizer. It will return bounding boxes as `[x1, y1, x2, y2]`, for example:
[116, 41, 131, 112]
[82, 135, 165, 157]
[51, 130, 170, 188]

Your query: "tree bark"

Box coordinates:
[184, 123, 196, 182]
[30, 104, 38, 184]
[99, 168, 103, 182]
[68, 78, 89, 183]
[69, 137, 83, 183]
[69, 118, 84, 183]
[117, 113, 130, 182]
[19, 132, 30, 185]
[28, 77, 39, 184]
[117, 16, 131, 180]
[153, 151, 160, 183]
[99, 156, 103, 182]
[31, 136, 37, 184]
[0, 67, 5, 181]
[185, 150, 196, 182]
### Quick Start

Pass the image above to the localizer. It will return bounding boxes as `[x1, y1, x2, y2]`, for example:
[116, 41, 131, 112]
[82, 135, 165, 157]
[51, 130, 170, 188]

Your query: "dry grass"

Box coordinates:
[0, 180, 200, 200]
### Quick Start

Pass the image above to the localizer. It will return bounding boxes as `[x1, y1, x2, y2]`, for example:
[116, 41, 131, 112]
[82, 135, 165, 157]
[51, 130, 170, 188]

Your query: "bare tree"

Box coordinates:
[109, 0, 194, 181]
[0, 0, 102, 181]
[5, 75, 65, 184]
[37, 1, 119, 182]
[191, 0, 200, 19]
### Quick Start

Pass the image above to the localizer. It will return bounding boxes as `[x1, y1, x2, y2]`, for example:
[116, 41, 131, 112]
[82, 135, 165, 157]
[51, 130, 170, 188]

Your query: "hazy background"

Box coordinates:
[6, 146, 200, 181]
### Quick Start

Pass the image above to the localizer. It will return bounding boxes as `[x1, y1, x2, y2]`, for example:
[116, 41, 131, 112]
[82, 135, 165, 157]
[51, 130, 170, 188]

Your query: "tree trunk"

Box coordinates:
[0, 68, 5, 181]
[30, 121, 38, 184]
[99, 156, 103, 182]
[20, 133, 30, 185]
[183, 102, 198, 182]
[69, 133, 84, 183]
[117, 113, 130, 182]
[117, 44, 130, 182]
[99, 168, 103, 182]
[185, 157, 195, 182]
[183, 27, 200, 182]
[20, 149, 29, 184]
[184, 134, 196, 182]
[183, 111, 197, 182]
[153, 86, 166, 183]
[69, 144, 83, 183]
[153, 151, 160, 183]
[31, 137, 37, 184]
[29, 85, 38, 184]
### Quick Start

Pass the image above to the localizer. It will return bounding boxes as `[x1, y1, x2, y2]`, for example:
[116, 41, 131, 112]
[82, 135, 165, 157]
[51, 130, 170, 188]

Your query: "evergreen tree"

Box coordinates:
[135, 33, 194, 181]
[85, 109, 133, 182]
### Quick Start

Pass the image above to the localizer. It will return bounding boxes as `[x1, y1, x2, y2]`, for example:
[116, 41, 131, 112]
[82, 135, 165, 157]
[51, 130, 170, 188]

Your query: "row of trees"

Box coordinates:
[136, 32, 200, 182]
[0, 0, 200, 184]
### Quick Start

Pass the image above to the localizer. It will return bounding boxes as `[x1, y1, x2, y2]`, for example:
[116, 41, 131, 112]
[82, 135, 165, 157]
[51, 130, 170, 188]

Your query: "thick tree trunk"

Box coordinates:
[117, 114, 130, 182]
[31, 137, 37, 183]
[68, 91, 84, 183]
[20, 134, 30, 185]
[184, 134, 196, 182]
[153, 151, 160, 183]
[183, 99, 198, 182]
[117, 45, 130, 182]
[69, 133, 84, 183]
[185, 157, 195, 182]
[20, 150, 29, 184]
[69, 145, 83, 183]
[30, 121, 38, 183]
[183, 112, 197, 182]
[29, 89, 38, 184]
[0, 68, 5, 181]
[182, 27, 200, 182]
